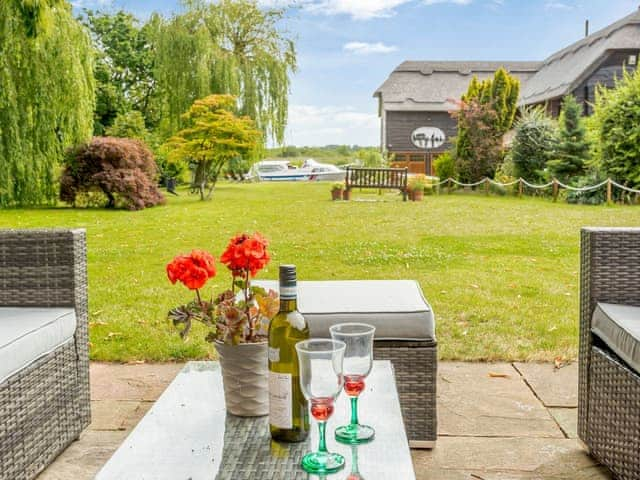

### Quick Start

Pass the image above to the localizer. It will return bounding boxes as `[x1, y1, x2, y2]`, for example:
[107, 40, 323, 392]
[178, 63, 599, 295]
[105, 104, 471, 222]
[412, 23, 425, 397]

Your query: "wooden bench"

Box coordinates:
[345, 166, 409, 201]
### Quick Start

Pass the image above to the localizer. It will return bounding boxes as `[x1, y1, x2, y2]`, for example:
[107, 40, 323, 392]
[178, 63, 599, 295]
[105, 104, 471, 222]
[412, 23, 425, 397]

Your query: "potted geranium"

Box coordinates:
[166, 233, 279, 416]
[331, 182, 344, 201]
[408, 175, 427, 201]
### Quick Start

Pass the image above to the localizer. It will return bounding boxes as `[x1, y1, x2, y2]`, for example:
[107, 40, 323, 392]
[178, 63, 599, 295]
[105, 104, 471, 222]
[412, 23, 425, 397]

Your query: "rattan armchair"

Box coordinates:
[0, 229, 90, 480]
[579, 228, 640, 480]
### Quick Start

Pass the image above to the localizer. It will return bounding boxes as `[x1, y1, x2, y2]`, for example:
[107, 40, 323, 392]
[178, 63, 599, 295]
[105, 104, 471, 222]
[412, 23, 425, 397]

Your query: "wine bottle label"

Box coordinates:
[279, 285, 296, 299]
[268, 371, 292, 429]
[268, 347, 280, 363]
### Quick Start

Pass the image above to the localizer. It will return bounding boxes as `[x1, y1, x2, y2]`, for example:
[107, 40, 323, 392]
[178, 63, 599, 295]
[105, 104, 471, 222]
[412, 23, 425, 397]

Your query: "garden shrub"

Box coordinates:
[225, 156, 251, 179]
[511, 107, 557, 183]
[452, 100, 503, 182]
[492, 157, 518, 196]
[434, 152, 456, 180]
[566, 171, 608, 205]
[452, 69, 520, 183]
[593, 68, 640, 189]
[60, 137, 165, 210]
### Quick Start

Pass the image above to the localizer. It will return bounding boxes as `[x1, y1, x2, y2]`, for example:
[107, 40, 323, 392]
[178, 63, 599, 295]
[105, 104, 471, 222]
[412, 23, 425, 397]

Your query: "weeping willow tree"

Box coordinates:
[153, 0, 296, 144]
[0, 0, 95, 206]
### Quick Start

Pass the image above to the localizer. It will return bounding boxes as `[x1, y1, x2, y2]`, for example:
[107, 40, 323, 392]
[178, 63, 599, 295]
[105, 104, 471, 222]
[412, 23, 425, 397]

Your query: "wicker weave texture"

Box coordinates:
[374, 342, 437, 443]
[579, 228, 640, 480]
[0, 229, 90, 480]
[587, 347, 640, 480]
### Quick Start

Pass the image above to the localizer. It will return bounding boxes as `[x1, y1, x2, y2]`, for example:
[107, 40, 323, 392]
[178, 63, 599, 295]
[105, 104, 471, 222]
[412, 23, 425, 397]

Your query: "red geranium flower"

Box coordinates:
[220, 232, 270, 277]
[166, 250, 216, 290]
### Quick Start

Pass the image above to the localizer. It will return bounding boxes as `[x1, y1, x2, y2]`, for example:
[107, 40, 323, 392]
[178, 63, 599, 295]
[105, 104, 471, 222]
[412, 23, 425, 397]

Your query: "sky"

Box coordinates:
[73, 0, 640, 146]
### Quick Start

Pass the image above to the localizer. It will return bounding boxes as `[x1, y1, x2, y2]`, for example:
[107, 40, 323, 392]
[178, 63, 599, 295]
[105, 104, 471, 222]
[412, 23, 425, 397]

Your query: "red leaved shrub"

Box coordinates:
[60, 137, 165, 210]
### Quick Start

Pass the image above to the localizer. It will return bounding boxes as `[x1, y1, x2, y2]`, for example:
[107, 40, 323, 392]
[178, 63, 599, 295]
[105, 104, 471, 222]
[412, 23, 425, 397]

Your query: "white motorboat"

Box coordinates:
[247, 159, 346, 182]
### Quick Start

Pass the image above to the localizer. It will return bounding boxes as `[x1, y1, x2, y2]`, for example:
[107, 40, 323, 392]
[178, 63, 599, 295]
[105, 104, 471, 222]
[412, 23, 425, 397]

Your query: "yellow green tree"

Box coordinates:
[165, 95, 261, 200]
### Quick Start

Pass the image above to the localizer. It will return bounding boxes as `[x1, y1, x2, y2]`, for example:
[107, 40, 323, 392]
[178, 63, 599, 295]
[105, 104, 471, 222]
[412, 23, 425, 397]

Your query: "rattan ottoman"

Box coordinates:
[257, 279, 437, 448]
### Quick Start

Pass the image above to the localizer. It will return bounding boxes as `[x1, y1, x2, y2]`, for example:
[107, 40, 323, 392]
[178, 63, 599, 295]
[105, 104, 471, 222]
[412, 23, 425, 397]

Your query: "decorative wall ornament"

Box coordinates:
[411, 127, 446, 149]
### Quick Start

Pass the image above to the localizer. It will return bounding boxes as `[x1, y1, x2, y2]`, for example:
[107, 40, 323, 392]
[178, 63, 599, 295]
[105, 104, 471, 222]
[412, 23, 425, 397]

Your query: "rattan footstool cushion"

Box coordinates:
[256, 280, 435, 341]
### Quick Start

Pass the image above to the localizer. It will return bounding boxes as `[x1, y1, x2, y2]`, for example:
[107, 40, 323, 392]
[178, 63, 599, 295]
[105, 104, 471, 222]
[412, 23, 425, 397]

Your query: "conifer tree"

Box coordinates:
[547, 95, 589, 181]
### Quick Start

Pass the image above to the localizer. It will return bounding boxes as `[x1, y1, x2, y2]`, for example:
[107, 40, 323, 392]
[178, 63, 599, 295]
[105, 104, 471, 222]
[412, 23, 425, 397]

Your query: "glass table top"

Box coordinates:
[95, 361, 416, 480]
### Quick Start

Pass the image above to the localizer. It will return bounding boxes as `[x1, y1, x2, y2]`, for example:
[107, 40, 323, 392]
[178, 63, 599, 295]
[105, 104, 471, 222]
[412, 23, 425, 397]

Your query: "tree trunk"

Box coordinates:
[100, 185, 116, 208]
[204, 162, 226, 201]
[193, 161, 209, 200]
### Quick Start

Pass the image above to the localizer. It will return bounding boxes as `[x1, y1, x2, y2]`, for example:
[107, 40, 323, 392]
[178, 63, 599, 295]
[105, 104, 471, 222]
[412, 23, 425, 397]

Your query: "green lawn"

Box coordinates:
[1, 183, 638, 362]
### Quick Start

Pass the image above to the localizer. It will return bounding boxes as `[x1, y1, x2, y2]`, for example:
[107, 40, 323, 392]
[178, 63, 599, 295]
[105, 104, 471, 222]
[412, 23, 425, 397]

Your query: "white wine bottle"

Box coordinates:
[268, 265, 310, 442]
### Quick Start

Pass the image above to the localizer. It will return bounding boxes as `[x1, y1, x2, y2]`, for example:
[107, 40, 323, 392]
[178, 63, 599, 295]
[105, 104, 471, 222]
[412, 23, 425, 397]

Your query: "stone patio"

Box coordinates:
[37, 361, 612, 480]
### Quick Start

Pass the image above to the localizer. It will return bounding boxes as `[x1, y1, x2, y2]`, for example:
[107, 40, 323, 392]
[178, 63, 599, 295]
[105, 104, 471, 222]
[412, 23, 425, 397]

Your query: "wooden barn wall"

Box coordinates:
[385, 111, 457, 153]
[572, 49, 639, 115]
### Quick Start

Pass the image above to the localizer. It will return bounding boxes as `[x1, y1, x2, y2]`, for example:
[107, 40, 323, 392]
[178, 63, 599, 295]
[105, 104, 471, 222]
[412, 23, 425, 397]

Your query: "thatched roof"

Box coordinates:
[375, 8, 640, 111]
[374, 61, 540, 112]
[520, 9, 640, 105]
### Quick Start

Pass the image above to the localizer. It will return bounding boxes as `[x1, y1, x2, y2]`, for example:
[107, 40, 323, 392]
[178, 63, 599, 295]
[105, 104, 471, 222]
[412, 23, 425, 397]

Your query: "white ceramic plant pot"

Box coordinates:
[214, 341, 269, 417]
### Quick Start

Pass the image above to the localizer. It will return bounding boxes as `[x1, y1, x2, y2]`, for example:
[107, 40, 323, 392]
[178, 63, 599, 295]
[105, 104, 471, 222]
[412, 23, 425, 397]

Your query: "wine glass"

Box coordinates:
[295, 339, 347, 475]
[345, 445, 364, 480]
[330, 323, 375, 445]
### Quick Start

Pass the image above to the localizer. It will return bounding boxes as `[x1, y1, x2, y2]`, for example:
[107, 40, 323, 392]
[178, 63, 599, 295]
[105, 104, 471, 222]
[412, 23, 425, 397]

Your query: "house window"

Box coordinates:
[630, 54, 637, 66]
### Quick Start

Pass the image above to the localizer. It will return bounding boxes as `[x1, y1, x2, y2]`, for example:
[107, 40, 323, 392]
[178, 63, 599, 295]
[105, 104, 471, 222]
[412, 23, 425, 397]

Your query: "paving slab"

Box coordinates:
[412, 437, 612, 480]
[438, 363, 563, 438]
[89, 400, 144, 431]
[90, 362, 183, 401]
[513, 362, 578, 408]
[36, 431, 128, 480]
[549, 408, 578, 439]
[38, 361, 609, 480]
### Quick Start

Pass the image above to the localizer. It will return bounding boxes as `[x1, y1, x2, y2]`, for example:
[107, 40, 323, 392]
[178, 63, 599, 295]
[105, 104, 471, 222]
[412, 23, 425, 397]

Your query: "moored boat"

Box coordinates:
[248, 159, 346, 182]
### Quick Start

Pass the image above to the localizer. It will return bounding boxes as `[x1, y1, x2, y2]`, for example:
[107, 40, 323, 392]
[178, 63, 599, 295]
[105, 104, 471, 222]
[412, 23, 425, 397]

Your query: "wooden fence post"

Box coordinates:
[518, 178, 523, 198]
[552, 178, 559, 202]
[607, 178, 613, 205]
[484, 178, 489, 196]
[447, 178, 452, 195]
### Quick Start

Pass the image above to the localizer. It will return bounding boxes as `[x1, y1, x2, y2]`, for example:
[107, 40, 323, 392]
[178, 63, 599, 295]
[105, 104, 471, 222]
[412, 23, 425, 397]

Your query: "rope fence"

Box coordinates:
[430, 177, 640, 203]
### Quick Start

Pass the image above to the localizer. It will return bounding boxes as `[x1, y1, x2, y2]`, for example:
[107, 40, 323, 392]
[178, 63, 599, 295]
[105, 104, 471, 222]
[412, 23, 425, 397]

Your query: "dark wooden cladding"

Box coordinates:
[385, 111, 457, 153]
[535, 50, 639, 117]
[572, 49, 638, 115]
[345, 167, 408, 201]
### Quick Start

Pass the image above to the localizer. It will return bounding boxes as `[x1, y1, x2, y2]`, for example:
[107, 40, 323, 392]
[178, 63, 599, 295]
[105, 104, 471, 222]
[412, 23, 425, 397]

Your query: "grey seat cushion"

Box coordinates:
[0, 307, 77, 383]
[255, 280, 435, 342]
[592, 303, 640, 373]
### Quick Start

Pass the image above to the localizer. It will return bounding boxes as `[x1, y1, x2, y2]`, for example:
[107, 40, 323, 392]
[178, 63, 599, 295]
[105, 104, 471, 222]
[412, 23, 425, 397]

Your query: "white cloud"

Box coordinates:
[285, 104, 378, 146]
[304, 0, 411, 19]
[343, 41, 397, 54]
[544, 1, 573, 9]
[260, 0, 472, 20]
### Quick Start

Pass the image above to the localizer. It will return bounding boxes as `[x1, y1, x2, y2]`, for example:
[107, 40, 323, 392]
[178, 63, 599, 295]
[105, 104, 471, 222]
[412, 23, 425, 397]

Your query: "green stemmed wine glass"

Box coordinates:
[296, 339, 347, 475]
[345, 445, 364, 479]
[330, 323, 376, 445]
